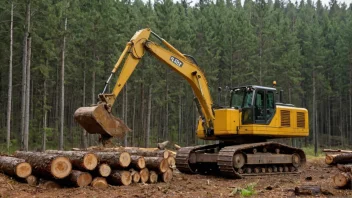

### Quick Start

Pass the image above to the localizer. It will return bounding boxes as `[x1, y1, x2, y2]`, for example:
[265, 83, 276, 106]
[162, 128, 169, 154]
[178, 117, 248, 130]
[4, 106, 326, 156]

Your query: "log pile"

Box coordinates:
[0, 146, 175, 188]
[325, 149, 352, 189]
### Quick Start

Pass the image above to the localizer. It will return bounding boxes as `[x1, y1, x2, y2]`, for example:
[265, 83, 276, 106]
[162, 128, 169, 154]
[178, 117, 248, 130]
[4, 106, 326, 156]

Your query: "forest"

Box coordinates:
[0, 0, 351, 153]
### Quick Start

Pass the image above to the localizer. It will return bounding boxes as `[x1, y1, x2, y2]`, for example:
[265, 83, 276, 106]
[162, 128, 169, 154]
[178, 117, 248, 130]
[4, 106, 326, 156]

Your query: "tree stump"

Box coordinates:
[15, 151, 71, 179]
[107, 170, 131, 186]
[144, 157, 169, 173]
[45, 150, 98, 171]
[0, 156, 32, 178]
[91, 177, 108, 188]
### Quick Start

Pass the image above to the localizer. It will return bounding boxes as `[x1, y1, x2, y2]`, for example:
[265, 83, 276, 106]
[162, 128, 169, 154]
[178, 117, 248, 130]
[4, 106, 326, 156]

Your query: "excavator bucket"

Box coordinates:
[74, 104, 130, 138]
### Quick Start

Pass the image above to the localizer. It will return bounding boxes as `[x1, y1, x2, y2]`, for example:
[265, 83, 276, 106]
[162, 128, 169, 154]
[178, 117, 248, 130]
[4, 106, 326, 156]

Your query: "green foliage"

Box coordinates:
[228, 182, 257, 197]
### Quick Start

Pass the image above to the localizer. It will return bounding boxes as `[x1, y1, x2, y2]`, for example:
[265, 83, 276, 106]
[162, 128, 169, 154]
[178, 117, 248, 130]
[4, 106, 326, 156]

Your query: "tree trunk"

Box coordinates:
[14, 151, 72, 179]
[6, 2, 14, 152]
[124, 83, 128, 146]
[24, 34, 31, 152]
[81, 57, 88, 149]
[159, 168, 173, 183]
[91, 177, 108, 188]
[139, 168, 149, 183]
[132, 93, 136, 146]
[95, 152, 131, 168]
[20, 0, 30, 151]
[333, 172, 352, 188]
[178, 95, 182, 144]
[0, 156, 32, 178]
[146, 86, 152, 147]
[123, 148, 169, 159]
[144, 157, 168, 173]
[107, 170, 131, 186]
[42, 65, 47, 151]
[63, 170, 92, 187]
[312, 70, 317, 156]
[95, 163, 111, 177]
[59, 16, 67, 150]
[130, 155, 146, 170]
[325, 153, 352, 165]
[45, 150, 98, 170]
[148, 170, 158, 183]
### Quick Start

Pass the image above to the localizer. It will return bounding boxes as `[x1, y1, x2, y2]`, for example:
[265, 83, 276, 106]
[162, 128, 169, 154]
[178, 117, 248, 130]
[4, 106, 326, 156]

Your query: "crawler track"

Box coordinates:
[176, 142, 306, 178]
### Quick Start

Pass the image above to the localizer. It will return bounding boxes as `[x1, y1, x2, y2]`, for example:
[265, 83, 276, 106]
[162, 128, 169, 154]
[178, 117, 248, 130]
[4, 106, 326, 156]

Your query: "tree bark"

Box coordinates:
[294, 185, 321, 195]
[0, 156, 32, 178]
[6, 1, 13, 152]
[91, 177, 108, 188]
[63, 170, 92, 187]
[81, 69, 88, 148]
[92, 147, 169, 159]
[59, 16, 67, 150]
[42, 75, 47, 151]
[333, 172, 352, 188]
[45, 150, 98, 170]
[159, 168, 173, 183]
[325, 153, 352, 165]
[24, 34, 31, 152]
[148, 170, 158, 183]
[130, 155, 146, 170]
[107, 170, 131, 186]
[14, 151, 72, 179]
[139, 168, 149, 183]
[337, 164, 352, 172]
[144, 157, 169, 173]
[95, 152, 131, 168]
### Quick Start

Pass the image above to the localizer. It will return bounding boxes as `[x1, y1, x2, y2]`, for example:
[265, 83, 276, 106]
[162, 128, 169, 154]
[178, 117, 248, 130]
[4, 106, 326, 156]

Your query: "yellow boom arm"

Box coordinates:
[99, 28, 215, 134]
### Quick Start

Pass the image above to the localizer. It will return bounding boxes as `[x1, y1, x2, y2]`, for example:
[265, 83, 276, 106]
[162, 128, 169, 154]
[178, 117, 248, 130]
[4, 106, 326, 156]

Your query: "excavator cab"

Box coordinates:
[230, 86, 276, 125]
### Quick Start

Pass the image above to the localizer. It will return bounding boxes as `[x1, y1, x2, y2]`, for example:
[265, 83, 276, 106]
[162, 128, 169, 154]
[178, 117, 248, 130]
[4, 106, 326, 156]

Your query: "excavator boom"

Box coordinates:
[74, 28, 215, 140]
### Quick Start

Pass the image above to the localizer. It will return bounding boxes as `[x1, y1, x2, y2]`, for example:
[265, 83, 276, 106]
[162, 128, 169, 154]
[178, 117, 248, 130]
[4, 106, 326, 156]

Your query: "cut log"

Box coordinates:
[144, 157, 169, 173]
[26, 175, 38, 186]
[325, 153, 352, 165]
[323, 149, 352, 153]
[174, 144, 181, 150]
[96, 163, 111, 177]
[130, 169, 141, 183]
[95, 152, 131, 168]
[64, 170, 92, 187]
[149, 171, 158, 183]
[167, 156, 176, 169]
[107, 170, 131, 186]
[294, 185, 321, 195]
[39, 180, 61, 189]
[85, 147, 169, 159]
[160, 168, 173, 183]
[130, 155, 146, 170]
[333, 172, 352, 188]
[337, 164, 352, 172]
[91, 177, 108, 188]
[157, 141, 169, 150]
[14, 151, 71, 179]
[45, 150, 98, 171]
[140, 168, 149, 183]
[0, 156, 32, 178]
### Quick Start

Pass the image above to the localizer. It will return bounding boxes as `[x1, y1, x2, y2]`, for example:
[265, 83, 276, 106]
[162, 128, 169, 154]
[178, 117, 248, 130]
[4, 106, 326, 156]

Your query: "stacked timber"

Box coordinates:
[325, 149, 352, 188]
[0, 146, 175, 189]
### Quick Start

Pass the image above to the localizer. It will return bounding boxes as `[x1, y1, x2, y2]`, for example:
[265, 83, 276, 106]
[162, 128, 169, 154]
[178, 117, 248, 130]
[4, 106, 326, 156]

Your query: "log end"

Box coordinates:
[163, 151, 170, 159]
[149, 171, 158, 183]
[140, 168, 149, 183]
[26, 175, 38, 186]
[120, 171, 132, 186]
[333, 172, 350, 187]
[167, 157, 176, 169]
[99, 164, 111, 177]
[159, 159, 169, 173]
[77, 172, 93, 187]
[132, 172, 141, 183]
[119, 152, 131, 168]
[83, 153, 98, 170]
[51, 156, 72, 179]
[161, 168, 173, 183]
[325, 155, 334, 165]
[91, 177, 108, 188]
[138, 157, 146, 169]
[16, 162, 32, 178]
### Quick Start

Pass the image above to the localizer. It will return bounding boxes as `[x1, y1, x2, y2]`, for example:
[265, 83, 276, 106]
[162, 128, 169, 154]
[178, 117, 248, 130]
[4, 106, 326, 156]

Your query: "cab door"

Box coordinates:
[253, 89, 275, 124]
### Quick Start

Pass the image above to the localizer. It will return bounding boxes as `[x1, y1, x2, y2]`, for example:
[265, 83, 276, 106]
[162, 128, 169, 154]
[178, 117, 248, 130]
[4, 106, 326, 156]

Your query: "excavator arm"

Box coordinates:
[74, 28, 215, 142]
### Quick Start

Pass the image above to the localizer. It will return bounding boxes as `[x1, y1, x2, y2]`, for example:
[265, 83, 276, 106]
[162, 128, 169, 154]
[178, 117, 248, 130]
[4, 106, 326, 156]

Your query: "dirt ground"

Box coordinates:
[0, 157, 351, 198]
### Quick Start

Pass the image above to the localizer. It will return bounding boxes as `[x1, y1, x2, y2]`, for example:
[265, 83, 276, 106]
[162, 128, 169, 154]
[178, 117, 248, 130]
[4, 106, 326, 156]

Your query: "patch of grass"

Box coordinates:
[302, 146, 325, 158]
[228, 182, 257, 197]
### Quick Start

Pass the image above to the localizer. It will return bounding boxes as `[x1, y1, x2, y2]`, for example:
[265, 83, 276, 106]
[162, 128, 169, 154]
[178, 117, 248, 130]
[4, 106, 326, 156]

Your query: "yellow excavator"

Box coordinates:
[74, 28, 309, 178]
